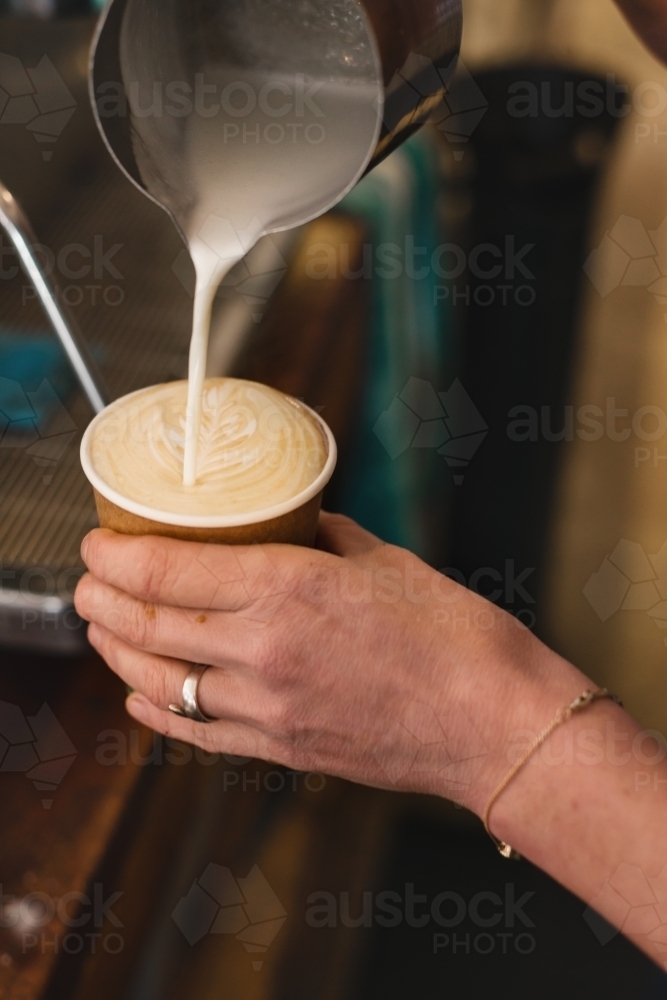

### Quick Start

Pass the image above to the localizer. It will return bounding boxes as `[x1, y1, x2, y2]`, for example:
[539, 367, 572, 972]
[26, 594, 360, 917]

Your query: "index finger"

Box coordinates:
[81, 529, 314, 611]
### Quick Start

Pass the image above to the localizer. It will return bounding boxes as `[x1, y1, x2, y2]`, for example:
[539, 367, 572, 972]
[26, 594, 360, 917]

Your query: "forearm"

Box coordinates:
[616, 0, 667, 62]
[479, 689, 667, 968]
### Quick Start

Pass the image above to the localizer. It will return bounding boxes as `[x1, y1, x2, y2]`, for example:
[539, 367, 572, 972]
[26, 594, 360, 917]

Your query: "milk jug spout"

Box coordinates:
[362, 0, 463, 168]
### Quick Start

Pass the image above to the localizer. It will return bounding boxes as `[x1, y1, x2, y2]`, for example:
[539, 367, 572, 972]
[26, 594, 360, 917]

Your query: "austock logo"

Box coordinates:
[372, 698, 488, 792]
[0, 882, 124, 958]
[0, 54, 76, 161]
[172, 219, 288, 324]
[0, 701, 76, 808]
[380, 55, 488, 161]
[306, 883, 537, 956]
[0, 377, 76, 483]
[172, 864, 286, 970]
[374, 376, 488, 484]
[583, 539, 667, 645]
[584, 863, 667, 968]
[584, 215, 667, 320]
[432, 60, 489, 158]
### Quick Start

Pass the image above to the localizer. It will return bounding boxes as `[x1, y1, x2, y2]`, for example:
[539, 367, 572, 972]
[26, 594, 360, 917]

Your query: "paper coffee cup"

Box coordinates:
[80, 382, 337, 547]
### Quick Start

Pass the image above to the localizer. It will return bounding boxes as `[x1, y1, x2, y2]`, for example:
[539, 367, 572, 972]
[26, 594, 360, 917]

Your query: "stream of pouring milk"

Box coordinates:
[119, 0, 383, 491]
[178, 68, 379, 486]
[183, 234, 257, 487]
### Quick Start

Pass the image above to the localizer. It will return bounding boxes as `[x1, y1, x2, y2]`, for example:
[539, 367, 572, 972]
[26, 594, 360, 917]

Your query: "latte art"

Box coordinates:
[89, 378, 328, 517]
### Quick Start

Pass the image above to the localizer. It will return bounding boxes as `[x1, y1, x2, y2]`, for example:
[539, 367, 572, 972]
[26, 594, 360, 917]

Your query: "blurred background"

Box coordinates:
[1, 0, 667, 997]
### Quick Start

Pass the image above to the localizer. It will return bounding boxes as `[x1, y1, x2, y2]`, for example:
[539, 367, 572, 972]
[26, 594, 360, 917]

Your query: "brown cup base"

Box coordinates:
[93, 489, 323, 546]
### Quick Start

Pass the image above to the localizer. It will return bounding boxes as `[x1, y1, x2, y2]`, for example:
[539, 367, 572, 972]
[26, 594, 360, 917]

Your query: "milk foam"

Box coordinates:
[89, 378, 328, 517]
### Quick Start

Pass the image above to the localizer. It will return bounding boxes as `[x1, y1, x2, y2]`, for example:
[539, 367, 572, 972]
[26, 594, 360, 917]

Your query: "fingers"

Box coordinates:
[80, 529, 311, 611]
[76, 573, 255, 667]
[88, 622, 276, 726]
[125, 693, 279, 762]
[88, 621, 189, 708]
[80, 517, 377, 616]
[316, 511, 384, 558]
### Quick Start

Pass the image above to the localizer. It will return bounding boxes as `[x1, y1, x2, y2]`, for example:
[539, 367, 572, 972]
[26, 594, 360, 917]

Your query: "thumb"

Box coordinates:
[316, 511, 385, 557]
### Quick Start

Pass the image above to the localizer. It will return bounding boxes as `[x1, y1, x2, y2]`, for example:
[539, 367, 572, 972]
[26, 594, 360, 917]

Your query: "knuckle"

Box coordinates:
[274, 558, 302, 594]
[133, 538, 175, 601]
[322, 512, 356, 531]
[262, 697, 291, 736]
[254, 628, 290, 680]
[123, 598, 157, 649]
[377, 542, 404, 566]
[140, 659, 172, 707]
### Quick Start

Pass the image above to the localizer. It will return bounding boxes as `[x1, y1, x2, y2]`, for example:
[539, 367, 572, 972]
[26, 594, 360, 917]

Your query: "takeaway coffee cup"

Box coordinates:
[80, 377, 337, 546]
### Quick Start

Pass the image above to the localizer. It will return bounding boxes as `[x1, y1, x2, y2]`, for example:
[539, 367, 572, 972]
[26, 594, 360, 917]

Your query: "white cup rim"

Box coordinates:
[80, 380, 337, 528]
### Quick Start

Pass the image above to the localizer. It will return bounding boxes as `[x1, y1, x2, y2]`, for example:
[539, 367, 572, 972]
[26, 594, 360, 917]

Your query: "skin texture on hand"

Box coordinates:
[75, 514, 667, 970]
[615, 0, 667, 62]
[74, 514, 586, 814]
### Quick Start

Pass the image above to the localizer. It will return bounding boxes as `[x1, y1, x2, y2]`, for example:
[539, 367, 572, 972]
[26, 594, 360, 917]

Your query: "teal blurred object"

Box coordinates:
[0, 328, 76, 437]
[332, 132, 451, 563]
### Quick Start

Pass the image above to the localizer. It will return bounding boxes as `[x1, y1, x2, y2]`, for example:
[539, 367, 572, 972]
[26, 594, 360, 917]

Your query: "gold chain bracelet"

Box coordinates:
[483, 688, 622, 860]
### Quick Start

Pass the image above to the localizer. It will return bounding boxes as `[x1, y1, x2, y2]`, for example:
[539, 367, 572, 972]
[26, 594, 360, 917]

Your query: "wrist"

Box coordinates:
[464, 679, 667, 969]
[487, 699, 624, 853]
[451, 640, 593, 820]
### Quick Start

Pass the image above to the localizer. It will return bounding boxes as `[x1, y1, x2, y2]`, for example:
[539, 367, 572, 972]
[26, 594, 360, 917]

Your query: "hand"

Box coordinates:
[74, 516, 667, 970]
[74, 513, 587, 817]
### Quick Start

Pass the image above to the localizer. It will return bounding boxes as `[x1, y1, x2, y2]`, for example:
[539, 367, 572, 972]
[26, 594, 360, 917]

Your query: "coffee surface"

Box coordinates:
[89, 378, 328, 517]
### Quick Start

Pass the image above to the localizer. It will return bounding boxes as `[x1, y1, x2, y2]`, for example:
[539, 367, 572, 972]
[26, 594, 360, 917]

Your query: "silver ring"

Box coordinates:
[168, 664, 215, 723]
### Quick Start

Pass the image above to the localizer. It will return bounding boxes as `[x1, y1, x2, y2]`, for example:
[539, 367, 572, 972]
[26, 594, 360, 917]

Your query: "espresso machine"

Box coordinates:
[0, 0, 462, 654]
